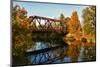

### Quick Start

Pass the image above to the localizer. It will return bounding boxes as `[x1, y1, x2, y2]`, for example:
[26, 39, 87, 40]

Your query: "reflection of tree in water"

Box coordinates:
[66, 41, 81, 62]
[65, 41, 96, 62]
[82, 43, 96, 61]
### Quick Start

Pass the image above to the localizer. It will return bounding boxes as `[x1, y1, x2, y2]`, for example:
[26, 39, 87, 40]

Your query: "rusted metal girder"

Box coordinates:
[28, 15, 66, 34]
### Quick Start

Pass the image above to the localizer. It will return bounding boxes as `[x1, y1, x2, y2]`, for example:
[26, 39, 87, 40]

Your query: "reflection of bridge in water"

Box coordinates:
[26, 41, 68, 65]
[26, 16, 68, 65]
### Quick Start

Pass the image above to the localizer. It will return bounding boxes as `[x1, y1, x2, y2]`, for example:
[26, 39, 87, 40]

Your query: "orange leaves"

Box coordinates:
[71, 11, 79, 22]
[66, 11, 81, 34]
[13, 5, 31, 29]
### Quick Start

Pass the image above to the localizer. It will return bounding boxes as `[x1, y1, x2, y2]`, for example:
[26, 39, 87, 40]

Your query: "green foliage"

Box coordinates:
[59, 13, 68, 33]
[83, 23, 95, 35]
[60, 13, 65, 20]
[82, 6, 96, 35]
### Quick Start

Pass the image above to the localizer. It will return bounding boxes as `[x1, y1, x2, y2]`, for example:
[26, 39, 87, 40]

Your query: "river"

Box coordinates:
[26, 39, 96, 65]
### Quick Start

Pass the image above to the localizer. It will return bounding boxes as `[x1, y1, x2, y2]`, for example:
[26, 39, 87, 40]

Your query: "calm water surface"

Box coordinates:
[26, 40, 96, 65]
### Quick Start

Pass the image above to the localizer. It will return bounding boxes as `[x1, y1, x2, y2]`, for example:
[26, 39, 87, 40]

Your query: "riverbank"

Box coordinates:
[64, 33, 96, 45]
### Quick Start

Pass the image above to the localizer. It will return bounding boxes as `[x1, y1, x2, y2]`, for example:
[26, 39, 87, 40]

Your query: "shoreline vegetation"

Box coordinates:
[12, 4, 96, 66]
[64, 33, 96, 45]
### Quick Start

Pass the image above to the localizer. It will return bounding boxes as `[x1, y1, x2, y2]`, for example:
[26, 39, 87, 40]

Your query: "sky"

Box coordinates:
[13, 1, 89, 24]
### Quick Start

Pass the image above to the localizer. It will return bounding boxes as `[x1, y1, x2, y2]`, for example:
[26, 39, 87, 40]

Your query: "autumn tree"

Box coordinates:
[82, 6, 96, 35]
[12, 5, 35, 30]
[12, 5, 33, 65]
[68, 11, 81, 34]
